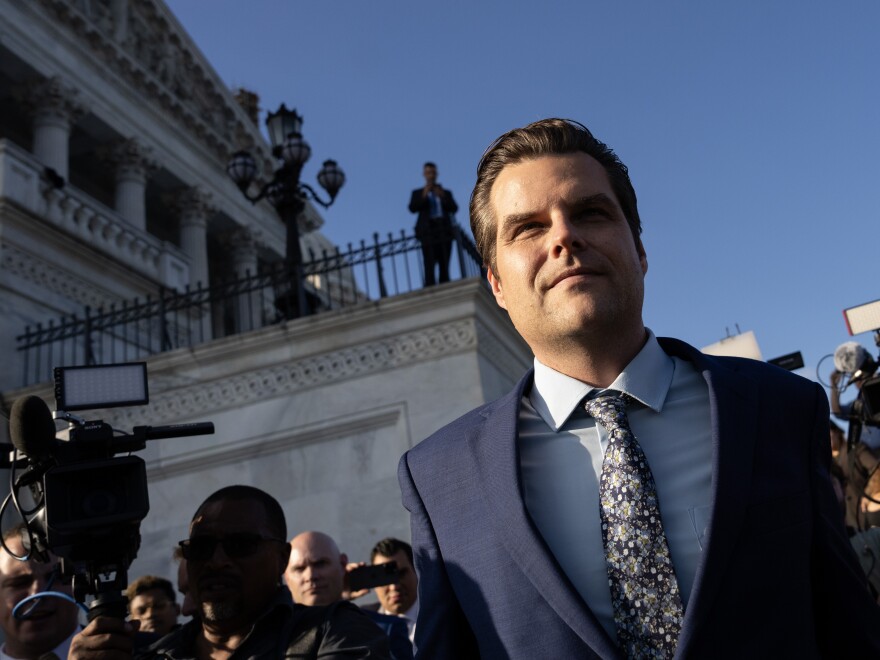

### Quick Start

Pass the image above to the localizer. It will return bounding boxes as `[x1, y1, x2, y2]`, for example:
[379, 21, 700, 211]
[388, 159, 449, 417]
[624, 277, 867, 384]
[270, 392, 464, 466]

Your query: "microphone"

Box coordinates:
[134, 422, 215, 441]
[9, 395, 57, 460]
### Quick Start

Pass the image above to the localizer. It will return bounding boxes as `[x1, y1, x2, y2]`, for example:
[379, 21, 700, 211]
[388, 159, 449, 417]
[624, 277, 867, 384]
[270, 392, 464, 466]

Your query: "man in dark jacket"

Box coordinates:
[70, 485, 389, 659]
[409, 162, 458, 286]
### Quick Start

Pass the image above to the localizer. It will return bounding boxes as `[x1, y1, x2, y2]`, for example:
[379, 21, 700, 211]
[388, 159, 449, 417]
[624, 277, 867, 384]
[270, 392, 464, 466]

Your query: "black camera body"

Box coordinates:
[7, 362, 213, 620]
[855, 375, 880, 427]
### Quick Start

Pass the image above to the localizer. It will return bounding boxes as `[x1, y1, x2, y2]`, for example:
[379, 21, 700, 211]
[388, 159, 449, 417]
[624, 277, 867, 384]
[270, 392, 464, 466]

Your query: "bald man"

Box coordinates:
[285, 532, 412, 660]
[285, 532, 349, 607]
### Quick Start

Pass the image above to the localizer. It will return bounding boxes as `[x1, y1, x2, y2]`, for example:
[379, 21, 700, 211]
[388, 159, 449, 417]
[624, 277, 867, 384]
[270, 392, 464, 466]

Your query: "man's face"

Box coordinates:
[486, 153, 647, 366]
[423, 165, 438, 185]
[187, 499, 289, 633]
[129, 587, 179, 636]
[0, 537, 79, 657]
[373, 550, 417, 615]
[285, 534, 346, 606]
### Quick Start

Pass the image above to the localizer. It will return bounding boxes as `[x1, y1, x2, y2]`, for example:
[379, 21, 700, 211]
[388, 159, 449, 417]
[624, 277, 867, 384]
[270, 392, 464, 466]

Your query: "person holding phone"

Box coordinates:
[409, 162, 458, 287]
[286, 531, 412, 660]
[369, 538, 419, 645]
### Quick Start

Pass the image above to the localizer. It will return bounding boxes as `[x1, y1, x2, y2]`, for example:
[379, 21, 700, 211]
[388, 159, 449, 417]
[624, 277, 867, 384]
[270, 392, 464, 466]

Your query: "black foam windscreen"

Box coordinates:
[9, 395, 56, 459]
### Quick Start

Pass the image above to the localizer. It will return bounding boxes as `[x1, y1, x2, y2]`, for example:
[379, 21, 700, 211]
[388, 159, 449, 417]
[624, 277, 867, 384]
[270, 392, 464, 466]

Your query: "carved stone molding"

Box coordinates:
[1, 243, 117, 310]
[101, 318, 477, 428]
[36, 0, 271, 165]
[14, 76, 88, 124]
[99, 137, 159, 180]
[172, 186, 215, 226]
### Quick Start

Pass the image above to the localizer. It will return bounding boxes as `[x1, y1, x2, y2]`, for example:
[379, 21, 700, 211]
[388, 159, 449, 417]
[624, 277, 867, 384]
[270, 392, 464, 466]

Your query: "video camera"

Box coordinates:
[3, 362, 214, 621]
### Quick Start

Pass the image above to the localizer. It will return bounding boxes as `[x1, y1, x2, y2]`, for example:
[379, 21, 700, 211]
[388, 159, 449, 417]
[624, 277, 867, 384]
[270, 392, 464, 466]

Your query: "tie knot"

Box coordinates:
[583, 392, 631, 432]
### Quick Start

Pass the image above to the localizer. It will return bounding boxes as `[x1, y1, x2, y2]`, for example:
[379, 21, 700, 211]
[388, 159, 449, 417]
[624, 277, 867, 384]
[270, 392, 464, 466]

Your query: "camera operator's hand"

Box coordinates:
[831, 370, 843, 388]
[343, 561, 370, 600]
[69, 616, 138, 660]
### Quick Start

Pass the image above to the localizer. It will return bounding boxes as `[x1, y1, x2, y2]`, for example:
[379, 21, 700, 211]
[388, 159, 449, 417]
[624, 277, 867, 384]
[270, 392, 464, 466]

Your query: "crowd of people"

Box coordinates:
[0, 485, 418, 658]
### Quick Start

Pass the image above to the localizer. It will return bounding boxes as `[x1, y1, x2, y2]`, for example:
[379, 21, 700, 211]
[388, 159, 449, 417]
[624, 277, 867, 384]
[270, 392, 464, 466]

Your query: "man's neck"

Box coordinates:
[536, 326, 648, 388]
[195, 622, 252, 660]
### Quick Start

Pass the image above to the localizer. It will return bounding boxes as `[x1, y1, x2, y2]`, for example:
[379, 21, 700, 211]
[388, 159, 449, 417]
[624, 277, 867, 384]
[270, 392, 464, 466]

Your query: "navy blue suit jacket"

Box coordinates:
[398, 337, 880, 659]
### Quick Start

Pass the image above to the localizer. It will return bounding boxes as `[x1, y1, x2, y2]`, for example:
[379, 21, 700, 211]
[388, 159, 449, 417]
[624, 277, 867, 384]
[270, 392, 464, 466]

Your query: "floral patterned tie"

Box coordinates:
[584, 392, 684, 659]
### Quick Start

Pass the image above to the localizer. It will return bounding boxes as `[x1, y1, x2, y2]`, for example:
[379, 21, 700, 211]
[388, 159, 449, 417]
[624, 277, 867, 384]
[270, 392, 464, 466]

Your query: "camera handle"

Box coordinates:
[73, 562, 131, 622]
[87, 590, 128, 622]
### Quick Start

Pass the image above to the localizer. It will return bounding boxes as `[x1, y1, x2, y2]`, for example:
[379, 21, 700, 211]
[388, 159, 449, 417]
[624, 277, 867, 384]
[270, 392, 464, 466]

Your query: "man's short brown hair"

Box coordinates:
[469, 118, 642, 272]
[370, 537, 413, 567]
[125, 575, 176, 603]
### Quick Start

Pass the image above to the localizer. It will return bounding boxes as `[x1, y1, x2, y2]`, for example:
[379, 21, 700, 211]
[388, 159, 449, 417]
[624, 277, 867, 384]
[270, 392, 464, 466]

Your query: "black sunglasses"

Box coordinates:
[178, 533, 285, 561]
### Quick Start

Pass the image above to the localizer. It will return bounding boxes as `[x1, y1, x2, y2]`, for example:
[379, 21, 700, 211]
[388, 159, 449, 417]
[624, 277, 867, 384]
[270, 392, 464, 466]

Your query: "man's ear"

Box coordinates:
[487, 266, 507, 310]
[278, 541, 292, 574]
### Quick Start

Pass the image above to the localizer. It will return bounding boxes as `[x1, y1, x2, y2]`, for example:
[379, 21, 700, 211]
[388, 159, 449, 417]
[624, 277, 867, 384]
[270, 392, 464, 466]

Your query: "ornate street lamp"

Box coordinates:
[226, 105, 345, 319]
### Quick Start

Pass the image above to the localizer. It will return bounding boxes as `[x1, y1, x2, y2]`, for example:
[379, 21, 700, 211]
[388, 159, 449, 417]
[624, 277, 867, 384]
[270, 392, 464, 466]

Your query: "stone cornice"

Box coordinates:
[34, 0, 272, 166]
[99, 318, 477, 428]
[145, 405, 403, 479]
[1, 242, 118, 310]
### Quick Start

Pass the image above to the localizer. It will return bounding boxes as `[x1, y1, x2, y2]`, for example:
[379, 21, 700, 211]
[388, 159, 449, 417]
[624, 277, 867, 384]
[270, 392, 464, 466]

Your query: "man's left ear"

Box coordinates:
[637, 238, 648, 275]
[487, 266, 507, 310]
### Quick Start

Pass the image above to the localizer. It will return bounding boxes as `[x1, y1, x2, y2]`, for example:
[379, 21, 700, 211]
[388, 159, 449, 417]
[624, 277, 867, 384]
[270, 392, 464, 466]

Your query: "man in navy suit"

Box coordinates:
[398, 118, 880, 658]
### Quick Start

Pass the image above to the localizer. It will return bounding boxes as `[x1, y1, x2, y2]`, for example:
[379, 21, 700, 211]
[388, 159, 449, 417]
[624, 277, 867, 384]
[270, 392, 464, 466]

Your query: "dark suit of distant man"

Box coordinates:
[409, 162, 458, 286]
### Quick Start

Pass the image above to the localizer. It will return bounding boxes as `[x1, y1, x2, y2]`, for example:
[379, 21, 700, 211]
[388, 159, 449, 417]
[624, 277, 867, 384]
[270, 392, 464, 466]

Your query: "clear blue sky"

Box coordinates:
[166, 0, 880, 393]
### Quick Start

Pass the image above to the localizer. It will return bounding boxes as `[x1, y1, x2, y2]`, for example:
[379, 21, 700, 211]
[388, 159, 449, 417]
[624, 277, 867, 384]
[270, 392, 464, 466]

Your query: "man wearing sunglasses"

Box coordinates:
[70, 485, 390, 659]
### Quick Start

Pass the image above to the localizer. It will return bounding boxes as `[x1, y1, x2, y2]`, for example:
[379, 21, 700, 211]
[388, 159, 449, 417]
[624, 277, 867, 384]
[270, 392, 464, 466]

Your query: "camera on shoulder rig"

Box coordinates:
[4, 362, 214, 621]
[839, 300, 880, 435]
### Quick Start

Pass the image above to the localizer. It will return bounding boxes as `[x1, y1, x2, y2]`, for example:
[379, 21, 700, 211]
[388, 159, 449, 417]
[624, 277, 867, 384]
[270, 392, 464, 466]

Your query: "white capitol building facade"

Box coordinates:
[0, 0, 529, 582]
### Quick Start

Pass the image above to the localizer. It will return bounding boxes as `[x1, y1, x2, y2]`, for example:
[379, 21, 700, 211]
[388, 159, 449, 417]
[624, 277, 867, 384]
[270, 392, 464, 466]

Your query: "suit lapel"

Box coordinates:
[658, 339, 760, 651]
[467, 372, 623, 660]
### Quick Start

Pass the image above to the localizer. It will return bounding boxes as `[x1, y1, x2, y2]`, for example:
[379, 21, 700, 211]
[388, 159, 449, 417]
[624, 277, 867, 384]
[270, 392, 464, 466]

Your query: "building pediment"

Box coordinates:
[37, 0, 270, 165]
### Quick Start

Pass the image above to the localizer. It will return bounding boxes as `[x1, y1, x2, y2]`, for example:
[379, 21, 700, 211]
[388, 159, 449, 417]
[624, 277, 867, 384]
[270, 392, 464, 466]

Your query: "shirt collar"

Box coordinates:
[529, 329, 674, 431]
[380, 596, 419, 622]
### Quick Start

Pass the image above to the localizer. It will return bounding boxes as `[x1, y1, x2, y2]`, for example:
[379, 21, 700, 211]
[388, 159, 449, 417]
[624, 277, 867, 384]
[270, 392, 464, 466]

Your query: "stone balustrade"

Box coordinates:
[0, 138, 189, 290]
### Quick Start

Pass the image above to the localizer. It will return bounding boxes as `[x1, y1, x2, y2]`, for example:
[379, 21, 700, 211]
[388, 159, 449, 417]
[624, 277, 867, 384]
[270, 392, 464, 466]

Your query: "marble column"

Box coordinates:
[105, 138, 157, 231]
[22, 77, 85, 180]
[177, 186, 215, 342]
[176, 187, 213, 289]
[228, 227, 262, 333]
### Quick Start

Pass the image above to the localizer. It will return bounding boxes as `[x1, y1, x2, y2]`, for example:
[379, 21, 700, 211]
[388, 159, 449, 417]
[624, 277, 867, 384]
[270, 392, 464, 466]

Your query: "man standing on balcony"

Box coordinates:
[409, 162, 458, 286]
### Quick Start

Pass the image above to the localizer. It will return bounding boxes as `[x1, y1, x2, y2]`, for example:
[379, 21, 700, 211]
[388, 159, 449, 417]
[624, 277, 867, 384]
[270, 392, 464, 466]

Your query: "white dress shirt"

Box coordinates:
[518, 330, 713, 641]
[381, 597, 419, 644]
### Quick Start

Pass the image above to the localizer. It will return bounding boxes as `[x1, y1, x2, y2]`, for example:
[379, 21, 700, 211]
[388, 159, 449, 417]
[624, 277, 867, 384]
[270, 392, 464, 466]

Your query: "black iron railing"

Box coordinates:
[15, 225, 484, 387]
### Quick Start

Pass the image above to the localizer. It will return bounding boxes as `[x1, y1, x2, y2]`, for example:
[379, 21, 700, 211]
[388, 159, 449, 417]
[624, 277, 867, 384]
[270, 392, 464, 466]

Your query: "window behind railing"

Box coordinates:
[15, 225, 485, 387]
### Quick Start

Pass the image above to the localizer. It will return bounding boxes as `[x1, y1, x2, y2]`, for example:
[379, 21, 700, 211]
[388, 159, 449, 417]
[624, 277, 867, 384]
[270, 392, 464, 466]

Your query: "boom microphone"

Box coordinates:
[834, 342, 878, 381]
[9, 395, 57, 460]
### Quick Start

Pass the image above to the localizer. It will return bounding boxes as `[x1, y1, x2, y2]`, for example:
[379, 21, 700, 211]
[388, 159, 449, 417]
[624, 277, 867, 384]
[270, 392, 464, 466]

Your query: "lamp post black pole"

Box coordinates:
[276, 168, 308, 319]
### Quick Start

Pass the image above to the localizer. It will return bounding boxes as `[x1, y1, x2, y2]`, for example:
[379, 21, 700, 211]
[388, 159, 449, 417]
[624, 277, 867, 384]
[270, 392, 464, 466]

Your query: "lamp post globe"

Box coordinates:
[224, 105, 343, 320]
